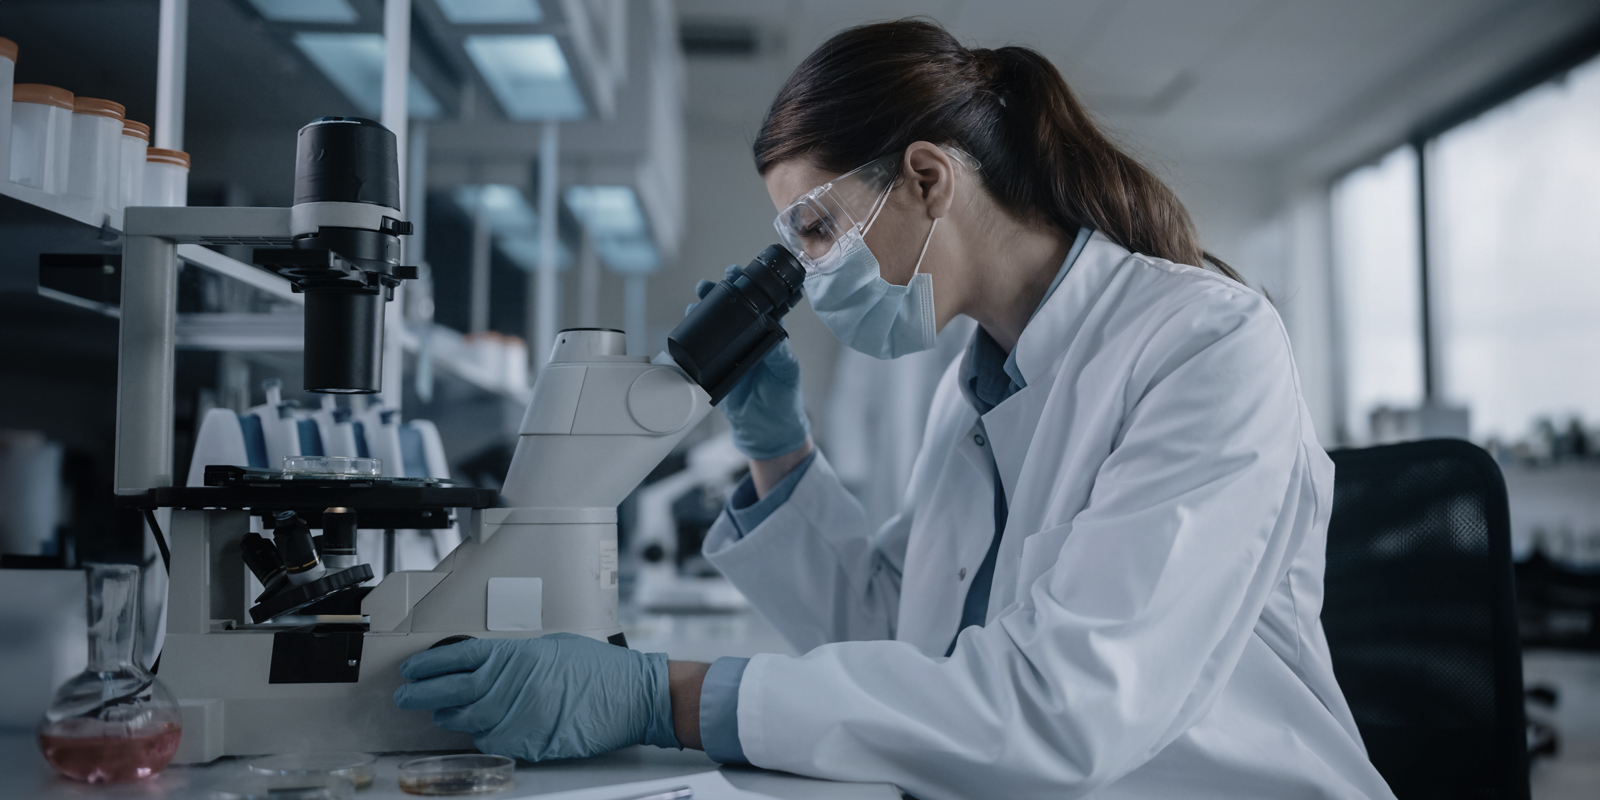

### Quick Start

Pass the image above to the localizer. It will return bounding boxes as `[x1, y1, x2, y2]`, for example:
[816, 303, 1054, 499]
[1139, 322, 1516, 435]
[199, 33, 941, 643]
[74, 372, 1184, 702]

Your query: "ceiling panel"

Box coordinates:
[1064, 0, 1272, 101]
[678, 0, 1599, 172]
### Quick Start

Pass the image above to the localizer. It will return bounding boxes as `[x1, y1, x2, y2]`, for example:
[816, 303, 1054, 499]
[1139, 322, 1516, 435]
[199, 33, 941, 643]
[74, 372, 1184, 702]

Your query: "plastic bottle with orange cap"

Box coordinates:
[66, 95, 124, 212]
[9, 82, 73, 194]
[2, 34, 190, 213]
[119, 120, 148, 210]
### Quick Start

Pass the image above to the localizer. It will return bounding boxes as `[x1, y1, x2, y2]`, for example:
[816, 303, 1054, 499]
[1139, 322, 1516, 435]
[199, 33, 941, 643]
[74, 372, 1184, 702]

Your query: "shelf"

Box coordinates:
[402, 323, 534, 406]
[0, 184, 530, 406]
[0, 186, 120, 294]
[0, 180, 110, 229]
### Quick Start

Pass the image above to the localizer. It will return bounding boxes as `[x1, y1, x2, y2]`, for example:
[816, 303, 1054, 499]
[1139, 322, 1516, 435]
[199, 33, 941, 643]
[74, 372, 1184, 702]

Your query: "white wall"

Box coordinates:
[660, 117, 842, 439]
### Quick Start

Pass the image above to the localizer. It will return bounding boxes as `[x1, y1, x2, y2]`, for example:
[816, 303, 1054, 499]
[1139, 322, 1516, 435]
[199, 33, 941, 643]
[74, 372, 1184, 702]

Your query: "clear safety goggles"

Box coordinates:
[773, 154, 901, 276]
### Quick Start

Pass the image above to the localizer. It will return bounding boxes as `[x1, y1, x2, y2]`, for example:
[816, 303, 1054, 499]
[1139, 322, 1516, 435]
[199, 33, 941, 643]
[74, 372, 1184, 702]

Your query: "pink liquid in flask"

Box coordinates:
[39, 719, 183, 784]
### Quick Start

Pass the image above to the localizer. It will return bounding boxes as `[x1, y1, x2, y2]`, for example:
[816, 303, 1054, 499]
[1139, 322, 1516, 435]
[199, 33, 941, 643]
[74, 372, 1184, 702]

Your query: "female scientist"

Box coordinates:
[396, 20, 1394, 800]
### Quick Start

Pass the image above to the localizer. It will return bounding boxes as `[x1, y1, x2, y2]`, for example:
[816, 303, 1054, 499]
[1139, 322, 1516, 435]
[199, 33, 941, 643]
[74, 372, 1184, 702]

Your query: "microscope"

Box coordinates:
[112, 118, 805, 762]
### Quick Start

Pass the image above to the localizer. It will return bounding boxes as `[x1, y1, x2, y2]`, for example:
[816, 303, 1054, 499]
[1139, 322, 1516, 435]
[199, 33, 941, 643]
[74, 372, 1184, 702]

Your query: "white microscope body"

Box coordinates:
[160, 329, 712, 762]
[114, 115, 803, 759]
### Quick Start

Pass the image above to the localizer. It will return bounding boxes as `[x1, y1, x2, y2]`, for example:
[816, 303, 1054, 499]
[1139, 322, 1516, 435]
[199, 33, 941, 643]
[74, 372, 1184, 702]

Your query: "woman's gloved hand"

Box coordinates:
[690, 265, 811, 460]
[393, 633, 678, 762]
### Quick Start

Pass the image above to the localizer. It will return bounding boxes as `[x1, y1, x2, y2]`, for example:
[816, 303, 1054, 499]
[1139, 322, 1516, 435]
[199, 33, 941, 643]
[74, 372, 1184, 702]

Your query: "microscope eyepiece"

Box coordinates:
[668, 245, 805, 405]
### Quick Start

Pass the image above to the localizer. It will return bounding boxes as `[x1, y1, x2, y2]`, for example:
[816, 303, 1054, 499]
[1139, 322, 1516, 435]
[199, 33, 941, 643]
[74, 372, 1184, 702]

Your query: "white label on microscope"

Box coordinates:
[601, 542, 618, 587]
[486, 577, 542, 631]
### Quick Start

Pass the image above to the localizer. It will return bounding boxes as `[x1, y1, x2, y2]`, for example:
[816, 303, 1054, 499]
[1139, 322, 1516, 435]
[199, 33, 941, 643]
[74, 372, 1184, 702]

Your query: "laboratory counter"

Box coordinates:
[0, 733, 900, 799]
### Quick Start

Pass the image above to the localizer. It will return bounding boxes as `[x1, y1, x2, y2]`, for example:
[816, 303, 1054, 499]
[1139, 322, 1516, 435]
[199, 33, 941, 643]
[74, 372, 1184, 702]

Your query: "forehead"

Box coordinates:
[764, 160, 844, 210]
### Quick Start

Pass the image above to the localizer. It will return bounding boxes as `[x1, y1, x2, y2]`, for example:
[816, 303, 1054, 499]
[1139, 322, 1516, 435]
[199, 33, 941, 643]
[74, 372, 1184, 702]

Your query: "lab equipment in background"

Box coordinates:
[397, 753, 514, 795]
[1515, 550, 1600, 650]
[65, 96, 123, 213]
[10, 83, 73, 193]
[0, 429, 65, 562]
[38, 563, 181, 784]
[258, 379, 305, 468]
[1368, 403, 1470, 444]
[0, 568, 86, 729]
[357, 396, 406, 477]
[0, 37, 15, 184]
[119, 119, 147, 210]
[630, 433, 750, 612]
[142, 147, 188, 206]
[462, 331, 530, 392]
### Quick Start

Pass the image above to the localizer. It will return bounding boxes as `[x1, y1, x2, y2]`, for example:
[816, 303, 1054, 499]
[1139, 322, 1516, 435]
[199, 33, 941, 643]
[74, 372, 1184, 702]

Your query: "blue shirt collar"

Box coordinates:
[960, 226, 1092, 415]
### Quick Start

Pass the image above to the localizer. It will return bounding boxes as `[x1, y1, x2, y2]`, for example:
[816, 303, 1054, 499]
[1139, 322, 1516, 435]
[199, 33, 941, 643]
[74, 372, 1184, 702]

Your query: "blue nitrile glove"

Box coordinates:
[687, 265, 810, 460]
[393, 633, 678, 762]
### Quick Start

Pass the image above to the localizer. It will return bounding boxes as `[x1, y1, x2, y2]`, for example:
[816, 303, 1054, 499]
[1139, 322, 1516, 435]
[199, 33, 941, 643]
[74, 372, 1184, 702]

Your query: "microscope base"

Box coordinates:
[163, 626, 623, 763]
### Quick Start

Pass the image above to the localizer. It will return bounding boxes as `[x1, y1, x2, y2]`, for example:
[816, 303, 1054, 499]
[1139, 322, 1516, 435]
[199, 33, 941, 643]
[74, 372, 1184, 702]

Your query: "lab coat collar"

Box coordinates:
[980, 232, 1133, 506]
[1007, 231, 1130, 389]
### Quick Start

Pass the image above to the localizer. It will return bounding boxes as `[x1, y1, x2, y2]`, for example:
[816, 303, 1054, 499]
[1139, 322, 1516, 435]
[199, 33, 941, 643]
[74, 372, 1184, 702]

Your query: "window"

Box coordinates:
[1333, 146, 1424, 442]
[1430, 55, 1600, 442]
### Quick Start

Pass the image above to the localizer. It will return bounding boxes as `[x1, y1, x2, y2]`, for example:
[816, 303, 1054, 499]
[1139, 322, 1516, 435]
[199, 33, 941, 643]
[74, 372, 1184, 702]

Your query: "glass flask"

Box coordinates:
[38, 562, 182, 783]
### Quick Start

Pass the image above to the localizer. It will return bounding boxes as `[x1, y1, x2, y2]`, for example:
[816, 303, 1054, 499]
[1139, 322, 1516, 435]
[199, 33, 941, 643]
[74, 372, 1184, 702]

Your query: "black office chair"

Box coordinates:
[1322, 439, 1528, 800]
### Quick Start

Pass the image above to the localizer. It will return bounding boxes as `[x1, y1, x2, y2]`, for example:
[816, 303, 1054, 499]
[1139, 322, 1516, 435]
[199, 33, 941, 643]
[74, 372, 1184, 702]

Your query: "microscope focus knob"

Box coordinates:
[628, 368, 697, 434]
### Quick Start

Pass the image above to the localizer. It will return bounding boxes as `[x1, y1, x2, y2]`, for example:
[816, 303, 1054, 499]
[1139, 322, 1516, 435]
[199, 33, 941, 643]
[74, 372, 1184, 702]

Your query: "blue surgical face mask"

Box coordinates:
[804, 217, 939, 360]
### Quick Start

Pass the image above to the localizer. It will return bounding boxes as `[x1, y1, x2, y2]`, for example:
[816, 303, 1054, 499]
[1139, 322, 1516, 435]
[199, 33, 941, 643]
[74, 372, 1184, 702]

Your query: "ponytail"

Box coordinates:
[754, 20, 1242, 283]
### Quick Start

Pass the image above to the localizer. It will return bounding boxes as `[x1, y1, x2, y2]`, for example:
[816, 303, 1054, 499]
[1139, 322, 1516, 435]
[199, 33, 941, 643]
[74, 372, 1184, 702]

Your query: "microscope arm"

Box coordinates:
[499, 345, 714, 510]
[372, 245, 805, 638]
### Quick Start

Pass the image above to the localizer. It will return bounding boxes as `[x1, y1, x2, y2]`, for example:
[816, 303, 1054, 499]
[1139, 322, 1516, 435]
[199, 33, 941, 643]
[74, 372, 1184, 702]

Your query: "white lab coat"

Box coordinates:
[702, 233, 1395, 800]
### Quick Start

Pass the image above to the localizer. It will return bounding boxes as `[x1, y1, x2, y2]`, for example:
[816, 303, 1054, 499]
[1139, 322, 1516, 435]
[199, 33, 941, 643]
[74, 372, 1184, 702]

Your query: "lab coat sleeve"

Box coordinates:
[731, 289, 1318, 799]
[698, 656, 751, 764]
[723, 451, 817, 537]
[702, 450, 904, 651]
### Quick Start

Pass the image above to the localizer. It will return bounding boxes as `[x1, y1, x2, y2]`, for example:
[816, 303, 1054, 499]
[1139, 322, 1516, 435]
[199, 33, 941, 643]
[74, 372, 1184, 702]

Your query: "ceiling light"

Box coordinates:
[594, 239, 658, 274]
[454, 185, 570, 271]
[566, 185, 657, 273]
[497, 233, 571, 272]
[564, 186, 647, 238]
[464, 34, 585, 120]
[455, 184, 537, 231]
[437, 0, 543, 24]
[294, 33, 443, 119]
[250, 0, 358, 23]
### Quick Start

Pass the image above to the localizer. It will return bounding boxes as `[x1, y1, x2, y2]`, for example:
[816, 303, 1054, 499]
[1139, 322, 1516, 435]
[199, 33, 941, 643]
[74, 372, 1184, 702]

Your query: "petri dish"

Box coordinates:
[248, 751, 375, 790]
[283, 456, 382, 478]
[397, 754, 515, 796]
[214, 778, 353, 800]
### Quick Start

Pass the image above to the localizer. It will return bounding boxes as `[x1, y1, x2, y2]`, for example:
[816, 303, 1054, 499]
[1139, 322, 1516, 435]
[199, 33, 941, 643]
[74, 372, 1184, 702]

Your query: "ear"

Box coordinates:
[902, 141, 957, 220]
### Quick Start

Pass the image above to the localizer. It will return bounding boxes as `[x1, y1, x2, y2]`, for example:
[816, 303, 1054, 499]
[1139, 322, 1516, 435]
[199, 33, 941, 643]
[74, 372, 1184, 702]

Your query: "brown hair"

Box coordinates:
[753, 19, 1241, 282]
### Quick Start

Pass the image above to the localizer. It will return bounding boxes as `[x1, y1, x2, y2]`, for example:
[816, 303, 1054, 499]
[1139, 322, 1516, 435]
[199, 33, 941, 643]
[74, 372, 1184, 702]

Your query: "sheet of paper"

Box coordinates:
[506, 770, 779, 800]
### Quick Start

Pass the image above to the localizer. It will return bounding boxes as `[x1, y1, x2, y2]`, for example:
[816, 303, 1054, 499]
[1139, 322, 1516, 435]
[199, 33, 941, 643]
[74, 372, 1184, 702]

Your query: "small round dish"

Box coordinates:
[282, 455, 382, 478]
[213, 780, 352, 800]
[397, 754, 515, 796]
[247, 751, 375, 790]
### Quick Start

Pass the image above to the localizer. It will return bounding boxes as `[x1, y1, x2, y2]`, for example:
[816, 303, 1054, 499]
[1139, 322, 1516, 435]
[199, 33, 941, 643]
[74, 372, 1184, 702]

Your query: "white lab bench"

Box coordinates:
[0, 734, 899, 799]
[0, 609, 899, 799]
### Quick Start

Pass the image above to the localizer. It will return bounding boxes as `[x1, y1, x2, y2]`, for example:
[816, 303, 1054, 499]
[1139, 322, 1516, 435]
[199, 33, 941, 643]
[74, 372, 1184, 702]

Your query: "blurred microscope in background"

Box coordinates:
[625, 433, 750, 613]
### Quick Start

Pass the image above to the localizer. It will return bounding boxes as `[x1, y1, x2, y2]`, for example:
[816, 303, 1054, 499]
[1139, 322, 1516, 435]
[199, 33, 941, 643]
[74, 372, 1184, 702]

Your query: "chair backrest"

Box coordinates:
[1324, 439, 1528, 800]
